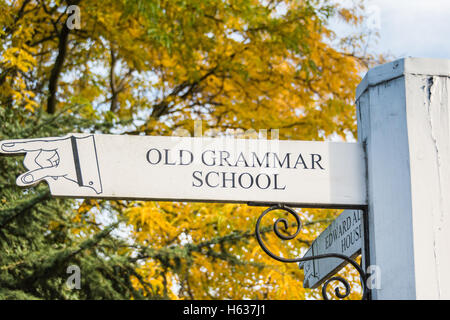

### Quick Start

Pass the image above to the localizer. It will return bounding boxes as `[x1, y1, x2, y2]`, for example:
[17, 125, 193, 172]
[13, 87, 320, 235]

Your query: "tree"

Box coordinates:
[0, 0, 381, 299]
[0, 105, 151, 299]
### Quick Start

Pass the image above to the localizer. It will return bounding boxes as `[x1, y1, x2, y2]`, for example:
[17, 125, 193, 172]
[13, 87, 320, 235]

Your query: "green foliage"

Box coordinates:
[0, 106, 147, 299]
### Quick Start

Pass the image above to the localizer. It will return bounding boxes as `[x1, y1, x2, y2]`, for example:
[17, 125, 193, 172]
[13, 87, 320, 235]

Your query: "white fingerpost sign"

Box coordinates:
[4, 57, 450, 300]
[299, 210, 362, 288]
[0, 135, 366, 208]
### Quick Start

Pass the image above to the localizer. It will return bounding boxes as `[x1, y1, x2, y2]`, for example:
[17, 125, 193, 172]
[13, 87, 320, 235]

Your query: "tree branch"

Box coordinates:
[46, 0, 81, 114]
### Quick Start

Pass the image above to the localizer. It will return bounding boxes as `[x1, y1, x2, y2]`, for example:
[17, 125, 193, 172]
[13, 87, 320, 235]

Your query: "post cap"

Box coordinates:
[356, 57, 450, 100]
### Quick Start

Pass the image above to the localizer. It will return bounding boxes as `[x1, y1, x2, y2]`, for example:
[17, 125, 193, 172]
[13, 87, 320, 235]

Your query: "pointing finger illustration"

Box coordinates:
[23, 151, 42, 171]
[1, 135, 102, 194]
[16, 166, 60, 186]
[0, 139, 59, 154]
[36, 150, 59, 168]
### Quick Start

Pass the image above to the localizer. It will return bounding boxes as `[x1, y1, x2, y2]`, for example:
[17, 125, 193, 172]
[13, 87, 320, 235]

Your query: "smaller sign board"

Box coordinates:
[299, 210, 363, 289]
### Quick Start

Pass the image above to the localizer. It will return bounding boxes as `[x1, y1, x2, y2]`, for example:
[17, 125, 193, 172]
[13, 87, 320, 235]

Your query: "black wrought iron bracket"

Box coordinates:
[255, 204, 368, 300]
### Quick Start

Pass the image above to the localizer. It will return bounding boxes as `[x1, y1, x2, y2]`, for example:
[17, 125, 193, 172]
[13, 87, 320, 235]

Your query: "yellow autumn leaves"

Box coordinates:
[0, 0, 375, 299]
[1, 25, 38, 112]
[124, 201, 354, 299]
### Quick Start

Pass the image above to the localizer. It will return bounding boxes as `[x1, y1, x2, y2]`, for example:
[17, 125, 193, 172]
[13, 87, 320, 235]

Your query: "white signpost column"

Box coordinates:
[357, 58, 450, 299]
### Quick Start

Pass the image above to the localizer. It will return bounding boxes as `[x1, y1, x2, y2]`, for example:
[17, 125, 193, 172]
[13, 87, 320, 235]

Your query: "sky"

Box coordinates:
[349, 0, 450, 60]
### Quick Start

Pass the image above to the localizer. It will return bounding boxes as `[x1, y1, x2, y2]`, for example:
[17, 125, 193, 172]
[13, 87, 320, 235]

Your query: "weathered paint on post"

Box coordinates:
[357, 57, 450, 299]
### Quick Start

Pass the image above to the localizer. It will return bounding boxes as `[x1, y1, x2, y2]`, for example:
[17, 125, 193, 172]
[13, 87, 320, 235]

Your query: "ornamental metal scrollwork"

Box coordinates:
[255, 204, 368, 300]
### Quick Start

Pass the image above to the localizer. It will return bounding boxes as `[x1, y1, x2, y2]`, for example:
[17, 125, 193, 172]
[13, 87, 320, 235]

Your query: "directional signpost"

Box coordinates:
[299, 210, 363, 289]
[1, 58, 449, 299]
[0, 134, 366, 208]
